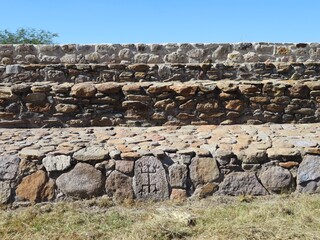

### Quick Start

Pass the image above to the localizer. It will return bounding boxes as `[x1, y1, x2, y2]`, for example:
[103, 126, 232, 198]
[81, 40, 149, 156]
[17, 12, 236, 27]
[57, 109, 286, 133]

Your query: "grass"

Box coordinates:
[1, 194, 320, 240]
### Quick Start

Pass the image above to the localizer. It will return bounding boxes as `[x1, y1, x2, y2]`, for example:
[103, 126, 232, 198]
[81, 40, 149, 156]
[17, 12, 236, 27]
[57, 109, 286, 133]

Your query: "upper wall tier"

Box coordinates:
[1, 43, 319, 65]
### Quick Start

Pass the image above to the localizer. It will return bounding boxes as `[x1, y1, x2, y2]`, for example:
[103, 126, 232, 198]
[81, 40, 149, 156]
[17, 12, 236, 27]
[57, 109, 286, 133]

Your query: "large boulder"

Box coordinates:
[297, 155, 320, 193]
[260, 166, 292, 193]
[218, 172, 268, 196]
[56, 163, 104, 198]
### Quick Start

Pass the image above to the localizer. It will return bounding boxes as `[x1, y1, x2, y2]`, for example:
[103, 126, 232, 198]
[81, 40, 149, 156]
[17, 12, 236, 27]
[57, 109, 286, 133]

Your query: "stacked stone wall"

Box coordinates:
[0, 43, 320, 205]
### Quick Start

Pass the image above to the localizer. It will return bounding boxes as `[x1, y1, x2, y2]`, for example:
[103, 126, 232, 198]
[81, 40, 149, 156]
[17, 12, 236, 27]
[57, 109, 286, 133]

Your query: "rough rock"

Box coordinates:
[0, 155, 20, 180]
[192, 182, 219, 199]
[260, 166, 292, 193]
[218, 172, 268, 196]
[238, 149, 267, 164]
[73, 146, 109, 162]
[16, 170, 55, 203]
[189, 157, 220, 187]
[105, 170, 134, 202]
[42, 155, 72, 172]
[115, 160, 135, 175]
[56, 163, 104, 198]
[170, 189, 188, 201]
[0, 181, 12, 204]
[70, 83, 96, 98]
[133, 156, 169, 200]
[297, 155, 320, 193]
[267, 148, 301, 161]
[169, 163, 188, 188]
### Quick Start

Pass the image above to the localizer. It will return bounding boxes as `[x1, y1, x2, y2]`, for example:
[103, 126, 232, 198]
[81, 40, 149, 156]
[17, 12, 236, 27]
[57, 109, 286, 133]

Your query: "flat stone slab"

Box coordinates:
[133, 156, 169, 200]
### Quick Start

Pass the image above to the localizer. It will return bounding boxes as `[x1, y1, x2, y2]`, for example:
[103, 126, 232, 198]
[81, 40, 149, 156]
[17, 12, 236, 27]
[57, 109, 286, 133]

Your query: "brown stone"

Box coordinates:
[170, 84, 198, 96]
[25, 93, 46, 103]
[70, 83, 96, 98]
[170, 189, 187, 201]
[154, 99, 175, 110]
[190, 157, 220, 187]
[26, 103, 51, 113]
[239, 85, 261, 95]
[122, 83, 143, 93]
[176, 113, 195, 120]
[279, 161, 299, 169]
[55, 104, 78, 113]
[290, 84, 310, 98]
[225, 100, 245, 112]
[16, 170, 55, 203]
[96, 83, 121, 94]
[264, 104, 285, 112]
[217, 81, 238, 93]
[115, 160, 135, 174]
[179, 100, 196, 110]
[196, 101, 219, 112]
[147, 84, 171, 94]
[105, 170, 134, 202]
[192, 183, 219, 199]
[128, 64, 149, 72]
[250, 96, 270, 104]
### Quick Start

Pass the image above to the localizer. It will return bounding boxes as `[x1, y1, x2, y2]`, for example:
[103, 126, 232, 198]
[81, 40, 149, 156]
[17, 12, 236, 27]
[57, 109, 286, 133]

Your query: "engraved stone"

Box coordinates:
[133, 156, 169, 200]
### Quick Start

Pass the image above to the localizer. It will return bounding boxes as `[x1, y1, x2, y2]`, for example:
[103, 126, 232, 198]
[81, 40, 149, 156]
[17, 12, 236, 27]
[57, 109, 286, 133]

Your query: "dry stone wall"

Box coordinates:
[0, 125, 320, 204]
[0, 43, 320, 205]
[0, 43, 320, 127]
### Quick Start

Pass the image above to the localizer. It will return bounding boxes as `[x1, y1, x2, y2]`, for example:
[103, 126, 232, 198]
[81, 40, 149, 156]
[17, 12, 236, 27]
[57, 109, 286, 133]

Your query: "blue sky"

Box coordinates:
[0, 0, 319, 44]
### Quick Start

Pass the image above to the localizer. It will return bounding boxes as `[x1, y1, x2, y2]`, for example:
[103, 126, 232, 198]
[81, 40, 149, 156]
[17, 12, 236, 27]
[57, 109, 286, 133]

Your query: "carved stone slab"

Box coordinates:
[134, 156, 169, 200]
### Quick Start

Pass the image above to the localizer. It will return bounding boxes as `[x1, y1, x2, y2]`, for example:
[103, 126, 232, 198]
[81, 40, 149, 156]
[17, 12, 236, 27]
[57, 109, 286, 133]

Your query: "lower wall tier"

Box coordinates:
[0, 79, 319, 127]
[1, 124, 320, 204]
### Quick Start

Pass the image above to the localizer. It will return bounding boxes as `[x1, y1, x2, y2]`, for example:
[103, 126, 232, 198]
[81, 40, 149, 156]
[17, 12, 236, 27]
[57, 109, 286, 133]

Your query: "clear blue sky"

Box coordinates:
[1, 0, 319, 44]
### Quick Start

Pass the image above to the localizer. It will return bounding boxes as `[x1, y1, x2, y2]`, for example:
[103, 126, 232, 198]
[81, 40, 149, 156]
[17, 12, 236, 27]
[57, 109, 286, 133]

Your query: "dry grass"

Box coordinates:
[1, 194, 320, 240]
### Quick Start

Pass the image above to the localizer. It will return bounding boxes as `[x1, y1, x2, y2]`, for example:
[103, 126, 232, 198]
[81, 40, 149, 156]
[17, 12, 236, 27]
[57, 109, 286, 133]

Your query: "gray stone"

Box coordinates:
[169, 163, 187, 188]
[56, 163, 104, 198]
[260, 166, 292, 193]
[105, 170, 134, 202]
[133, 156, 169, 200]
[218, 172, 268, 196]
[0, 155, 20, 180]
[6, 64, 21, 74]
[0, 181, 12, 204]
[189, 157, 220, 187]
[239, 149, 267, 164]
[297, 155, 320, 193]
[109, 150, 121, 160]
[73, 146, 109, 162]
[42, 155, 72, 172]
[115, 160, 135, 175]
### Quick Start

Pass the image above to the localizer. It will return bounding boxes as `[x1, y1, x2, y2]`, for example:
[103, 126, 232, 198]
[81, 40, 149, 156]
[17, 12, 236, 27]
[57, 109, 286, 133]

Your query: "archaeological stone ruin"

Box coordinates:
[0, 43, 320, 204]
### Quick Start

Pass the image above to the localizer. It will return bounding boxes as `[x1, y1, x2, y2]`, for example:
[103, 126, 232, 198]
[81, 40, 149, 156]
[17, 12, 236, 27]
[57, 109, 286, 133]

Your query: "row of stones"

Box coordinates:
[1, 43, 320, 65]
[1, 147, 320, 204]
[2, 62, 320, 83]
[0, 80, 319, 127]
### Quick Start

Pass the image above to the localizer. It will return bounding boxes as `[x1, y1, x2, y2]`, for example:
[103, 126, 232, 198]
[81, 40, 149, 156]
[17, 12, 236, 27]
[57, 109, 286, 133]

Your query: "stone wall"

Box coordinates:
[0, 80, 319, 127]
[0, 43, 320, 205]
[1, 43, 320, 65]
[0, 124, 320, 204]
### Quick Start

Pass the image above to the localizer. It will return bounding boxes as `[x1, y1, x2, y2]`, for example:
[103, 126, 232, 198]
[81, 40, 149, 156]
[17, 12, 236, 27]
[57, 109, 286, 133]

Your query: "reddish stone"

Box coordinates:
[16, 170, 55, 203]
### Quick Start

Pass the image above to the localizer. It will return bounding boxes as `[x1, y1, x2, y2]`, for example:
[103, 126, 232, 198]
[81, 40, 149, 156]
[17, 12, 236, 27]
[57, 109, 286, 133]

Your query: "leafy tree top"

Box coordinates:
[0, 28, 58, 44]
